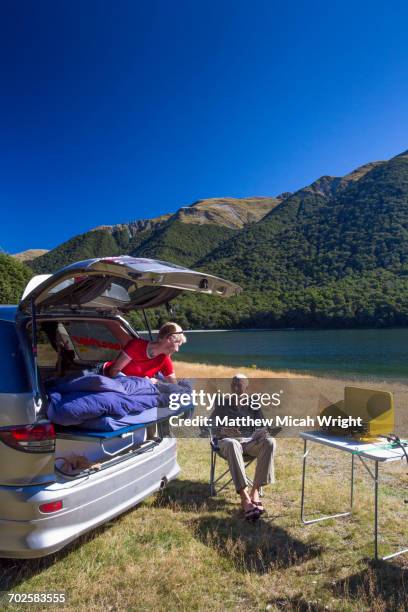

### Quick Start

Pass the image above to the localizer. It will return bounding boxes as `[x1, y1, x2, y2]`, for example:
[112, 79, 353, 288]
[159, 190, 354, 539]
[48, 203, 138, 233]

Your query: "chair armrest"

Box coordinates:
[208, 426, 220, 451]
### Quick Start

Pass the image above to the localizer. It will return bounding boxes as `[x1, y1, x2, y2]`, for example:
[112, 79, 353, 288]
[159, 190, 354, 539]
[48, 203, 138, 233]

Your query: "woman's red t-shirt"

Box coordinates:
[106, 338, 174, 378]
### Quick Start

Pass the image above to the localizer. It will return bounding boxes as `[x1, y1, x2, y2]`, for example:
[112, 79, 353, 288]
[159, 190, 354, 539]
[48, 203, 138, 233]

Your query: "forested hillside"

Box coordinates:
[195, 151, 408, 328]
[5, 151, 408, 329]
[199, 156, 408, 287]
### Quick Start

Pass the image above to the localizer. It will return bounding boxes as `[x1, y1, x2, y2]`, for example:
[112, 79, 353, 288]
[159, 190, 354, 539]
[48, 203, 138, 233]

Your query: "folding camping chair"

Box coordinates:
[209, 428, 263, 497]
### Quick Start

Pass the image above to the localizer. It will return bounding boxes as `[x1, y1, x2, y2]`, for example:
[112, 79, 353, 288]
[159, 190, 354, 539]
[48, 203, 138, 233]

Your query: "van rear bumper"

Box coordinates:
[0, 438, 179, 559]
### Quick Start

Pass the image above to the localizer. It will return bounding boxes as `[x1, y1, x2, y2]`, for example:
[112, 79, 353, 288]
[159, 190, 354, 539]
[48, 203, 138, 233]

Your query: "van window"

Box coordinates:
[36, 323, 60, 367]
[64, 321, 123, 362]
[0, 321, 30, 393]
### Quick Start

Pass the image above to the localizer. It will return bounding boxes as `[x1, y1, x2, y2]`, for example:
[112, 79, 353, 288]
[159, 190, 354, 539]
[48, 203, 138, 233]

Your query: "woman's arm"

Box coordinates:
[161, 355, 176, 383]
[105, 351, 131, 377]
[164, 373, 177, 383]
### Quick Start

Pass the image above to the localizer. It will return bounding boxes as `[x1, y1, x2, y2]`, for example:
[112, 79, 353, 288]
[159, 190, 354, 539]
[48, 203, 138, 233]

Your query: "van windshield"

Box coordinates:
[0, 321, 30, 393]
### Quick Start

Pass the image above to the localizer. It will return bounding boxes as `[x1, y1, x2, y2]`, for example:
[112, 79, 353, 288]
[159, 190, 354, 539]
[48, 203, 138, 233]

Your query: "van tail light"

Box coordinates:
[39, 500, 63, 513]
[0, 423, 56, 453]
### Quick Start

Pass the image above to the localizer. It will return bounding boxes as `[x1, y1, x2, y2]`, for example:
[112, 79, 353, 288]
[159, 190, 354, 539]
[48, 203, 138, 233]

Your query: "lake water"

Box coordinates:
[173, 328, 408, 381]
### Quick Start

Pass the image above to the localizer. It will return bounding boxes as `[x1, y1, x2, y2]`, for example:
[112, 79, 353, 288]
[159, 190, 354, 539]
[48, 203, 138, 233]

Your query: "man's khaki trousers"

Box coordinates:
[218, 436, 276, 493]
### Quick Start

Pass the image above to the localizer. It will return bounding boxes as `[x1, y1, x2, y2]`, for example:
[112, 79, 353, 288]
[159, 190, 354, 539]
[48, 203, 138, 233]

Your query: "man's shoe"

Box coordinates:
[251, 500, 265, 514]
[244, 505, 261, 521]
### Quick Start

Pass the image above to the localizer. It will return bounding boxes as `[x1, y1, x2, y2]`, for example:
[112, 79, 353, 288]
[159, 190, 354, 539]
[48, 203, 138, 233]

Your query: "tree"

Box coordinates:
[0, 254, 33, 304]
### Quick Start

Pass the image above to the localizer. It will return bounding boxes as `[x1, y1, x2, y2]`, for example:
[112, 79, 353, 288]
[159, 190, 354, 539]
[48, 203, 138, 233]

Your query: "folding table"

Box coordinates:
[300, 431, 408, 560]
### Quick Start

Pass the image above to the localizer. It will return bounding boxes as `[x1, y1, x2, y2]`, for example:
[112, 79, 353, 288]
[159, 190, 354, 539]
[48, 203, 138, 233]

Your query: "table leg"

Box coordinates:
[301, 439, 353, 524]
[358, 456, 408, 561]
[374, 460, 378, 560]
[300, 438, 308, 522]
[377, 458, 408, 561]
[350, 452, 355, 509]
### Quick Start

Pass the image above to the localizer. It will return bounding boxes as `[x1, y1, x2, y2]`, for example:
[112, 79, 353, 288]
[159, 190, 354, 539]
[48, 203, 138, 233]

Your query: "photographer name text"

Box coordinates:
[169, 415, 363, 429]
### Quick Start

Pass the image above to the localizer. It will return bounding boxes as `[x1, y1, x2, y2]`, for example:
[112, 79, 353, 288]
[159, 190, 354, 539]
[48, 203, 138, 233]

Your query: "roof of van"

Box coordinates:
[0, 305, 17, 322]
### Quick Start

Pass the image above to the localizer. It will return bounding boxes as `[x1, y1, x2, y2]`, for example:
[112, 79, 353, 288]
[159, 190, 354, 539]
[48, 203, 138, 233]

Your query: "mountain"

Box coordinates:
[202, 153, 407, 287]
[29, 197, 278, 273]
[191, 151, 408, 328]
[12, 150, 408, 329]
[12, 249, 49, 262]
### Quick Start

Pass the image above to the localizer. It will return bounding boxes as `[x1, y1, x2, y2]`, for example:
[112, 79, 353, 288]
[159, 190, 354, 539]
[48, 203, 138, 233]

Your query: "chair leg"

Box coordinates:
[209, 450, 217, 496]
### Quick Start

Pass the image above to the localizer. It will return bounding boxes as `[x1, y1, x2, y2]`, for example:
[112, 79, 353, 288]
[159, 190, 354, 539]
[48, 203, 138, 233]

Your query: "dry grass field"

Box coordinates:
[0, 362, 407, 611]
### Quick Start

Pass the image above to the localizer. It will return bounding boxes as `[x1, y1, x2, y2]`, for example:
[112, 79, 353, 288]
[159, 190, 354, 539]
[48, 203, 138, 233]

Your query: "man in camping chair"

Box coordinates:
[210, 374, 276, 521]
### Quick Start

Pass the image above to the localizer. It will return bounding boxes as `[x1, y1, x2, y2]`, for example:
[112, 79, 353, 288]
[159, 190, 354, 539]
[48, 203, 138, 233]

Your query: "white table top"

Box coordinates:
[300, 431, 408, 462]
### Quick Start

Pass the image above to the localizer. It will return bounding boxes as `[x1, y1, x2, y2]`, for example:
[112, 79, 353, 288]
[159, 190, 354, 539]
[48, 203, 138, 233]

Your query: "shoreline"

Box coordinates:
[141, 326, 408, 334]
[143, 329, 408, 383]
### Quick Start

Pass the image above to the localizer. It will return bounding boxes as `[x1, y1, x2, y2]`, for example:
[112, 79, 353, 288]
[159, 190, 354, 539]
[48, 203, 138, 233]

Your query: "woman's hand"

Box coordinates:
[164, 374, 177, 383]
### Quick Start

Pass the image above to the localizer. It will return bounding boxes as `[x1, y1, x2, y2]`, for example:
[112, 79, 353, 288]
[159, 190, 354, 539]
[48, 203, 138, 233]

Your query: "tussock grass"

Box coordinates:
[1, 364, 407, 611]
[1, 438, 407, 611]
[174, 360, 309, 379]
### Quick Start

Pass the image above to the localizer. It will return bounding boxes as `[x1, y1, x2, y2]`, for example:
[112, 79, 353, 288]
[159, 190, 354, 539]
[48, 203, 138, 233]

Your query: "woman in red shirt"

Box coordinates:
[105, 322, 186, 382]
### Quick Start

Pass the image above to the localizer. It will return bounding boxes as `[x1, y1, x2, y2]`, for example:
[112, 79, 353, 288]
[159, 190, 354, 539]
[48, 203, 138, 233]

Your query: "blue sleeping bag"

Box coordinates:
[46, 374, 192, 427]
[74, 406, 187, 432]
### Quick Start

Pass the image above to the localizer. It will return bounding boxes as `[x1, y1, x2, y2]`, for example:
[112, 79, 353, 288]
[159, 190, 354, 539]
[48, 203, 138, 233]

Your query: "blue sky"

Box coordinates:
[1, 0, 407, 253]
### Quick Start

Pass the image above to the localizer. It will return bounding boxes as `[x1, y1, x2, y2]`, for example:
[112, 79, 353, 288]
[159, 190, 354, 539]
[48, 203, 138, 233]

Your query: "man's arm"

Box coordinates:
[210, 403, 242, 438]
[209, 403, 223, 438]
[250, 407, 278, 438]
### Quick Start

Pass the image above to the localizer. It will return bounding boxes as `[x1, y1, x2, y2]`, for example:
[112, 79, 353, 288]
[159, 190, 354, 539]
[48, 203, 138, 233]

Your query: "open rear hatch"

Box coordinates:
[19, 256, 242, 315]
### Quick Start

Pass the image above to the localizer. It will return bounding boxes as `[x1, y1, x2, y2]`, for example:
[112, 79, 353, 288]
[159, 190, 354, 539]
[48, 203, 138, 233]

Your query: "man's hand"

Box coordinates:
[220, 426, 242, 438]
[251, 428, 268, 441]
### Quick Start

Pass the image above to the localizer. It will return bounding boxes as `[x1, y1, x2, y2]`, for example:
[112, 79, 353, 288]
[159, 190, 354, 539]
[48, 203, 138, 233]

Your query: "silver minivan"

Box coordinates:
[0, 256, 240, 558]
